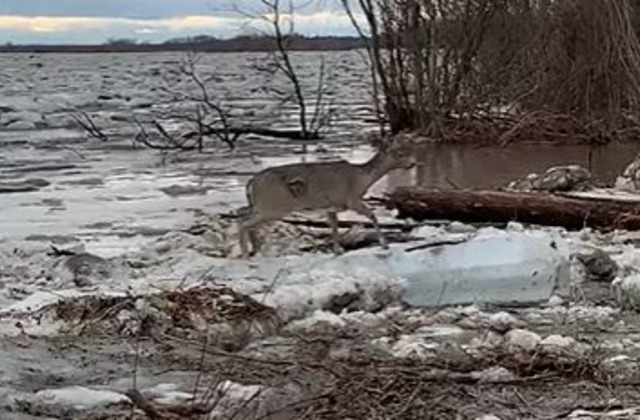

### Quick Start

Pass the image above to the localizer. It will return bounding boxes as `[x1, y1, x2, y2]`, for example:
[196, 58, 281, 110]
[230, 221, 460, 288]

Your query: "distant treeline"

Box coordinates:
[0, 35, 366, 53]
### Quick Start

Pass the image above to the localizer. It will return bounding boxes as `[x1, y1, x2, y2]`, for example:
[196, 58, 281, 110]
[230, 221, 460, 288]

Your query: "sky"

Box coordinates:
[0, 0, 360, 45]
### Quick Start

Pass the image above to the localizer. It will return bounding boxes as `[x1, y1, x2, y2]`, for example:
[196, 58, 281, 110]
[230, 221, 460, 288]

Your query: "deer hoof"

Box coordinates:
[332, 244, 345, 255]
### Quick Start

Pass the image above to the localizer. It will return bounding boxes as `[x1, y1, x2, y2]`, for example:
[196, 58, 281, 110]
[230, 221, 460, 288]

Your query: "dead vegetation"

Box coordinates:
[7, 273, 640, 419]
[32, 286, 281, 346]
[345, 0, 640, 145]
[299, 349, 613, 419]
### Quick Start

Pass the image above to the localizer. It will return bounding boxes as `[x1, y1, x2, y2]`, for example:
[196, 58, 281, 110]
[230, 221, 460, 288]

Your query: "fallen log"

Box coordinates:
[386, 187, 640, 230]
[186, 125, 323, 140]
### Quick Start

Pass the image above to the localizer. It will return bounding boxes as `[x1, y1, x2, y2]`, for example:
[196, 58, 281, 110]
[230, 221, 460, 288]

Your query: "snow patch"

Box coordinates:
[253, 271, 405, 322]
[19, 386, 128, 410]
[504, 329, 541, 351]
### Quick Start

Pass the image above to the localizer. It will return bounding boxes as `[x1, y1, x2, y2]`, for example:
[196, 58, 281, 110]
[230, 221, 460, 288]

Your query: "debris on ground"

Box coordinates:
[616, 152, 640, 192]
[3, 210, 640, 419]
[0, 287, 281, 347]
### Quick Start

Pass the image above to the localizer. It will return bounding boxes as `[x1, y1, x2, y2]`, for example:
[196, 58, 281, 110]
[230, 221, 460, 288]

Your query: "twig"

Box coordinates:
[126, 388, 165, 420]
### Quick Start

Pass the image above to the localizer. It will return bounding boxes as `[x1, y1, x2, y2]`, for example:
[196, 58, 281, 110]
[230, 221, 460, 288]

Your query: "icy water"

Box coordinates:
[0, 51, 638, 256]
[3, 51, 640, 419]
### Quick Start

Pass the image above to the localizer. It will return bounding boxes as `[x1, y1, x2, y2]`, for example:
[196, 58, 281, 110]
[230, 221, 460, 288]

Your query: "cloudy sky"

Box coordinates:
[0, 0, 359, 45]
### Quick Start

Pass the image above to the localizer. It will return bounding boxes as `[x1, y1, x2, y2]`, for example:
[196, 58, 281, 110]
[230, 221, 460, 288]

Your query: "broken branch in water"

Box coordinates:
[71, 112, 109, 142]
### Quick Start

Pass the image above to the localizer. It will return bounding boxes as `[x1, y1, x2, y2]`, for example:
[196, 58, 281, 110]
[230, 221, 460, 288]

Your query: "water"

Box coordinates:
[411, 142, 640, 189]
[0, 51, 638, 255]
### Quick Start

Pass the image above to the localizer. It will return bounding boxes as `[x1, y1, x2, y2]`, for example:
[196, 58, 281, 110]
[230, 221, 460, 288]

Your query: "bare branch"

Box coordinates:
[71, 112, 109, 142]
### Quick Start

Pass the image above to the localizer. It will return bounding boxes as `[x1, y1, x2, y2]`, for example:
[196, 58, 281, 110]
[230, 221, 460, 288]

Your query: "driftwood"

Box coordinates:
[185, 125, 322, 140]
[281, 216, 416, 231]
[386, 187, 640, 230]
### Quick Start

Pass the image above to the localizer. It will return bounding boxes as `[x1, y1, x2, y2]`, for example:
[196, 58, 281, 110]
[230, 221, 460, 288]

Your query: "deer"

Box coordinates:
[237, 135, 417, 257]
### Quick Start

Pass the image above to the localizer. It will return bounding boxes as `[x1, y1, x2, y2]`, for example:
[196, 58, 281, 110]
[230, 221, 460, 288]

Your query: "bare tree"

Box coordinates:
[238, 0, 333, 139]
[343, 0, 503, 134]
[341, 0, 640, 145]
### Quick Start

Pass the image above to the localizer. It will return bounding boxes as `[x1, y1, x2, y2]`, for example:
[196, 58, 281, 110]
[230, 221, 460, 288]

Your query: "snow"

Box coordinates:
[488, 312, 523, 333]
[376, 334, 439, 360]
[564, 188, 640, 203]
[414, 324, 466, 338]
[0, 289, 102, 315]
[143, 383, 195, 405]
[20, 386, 129, 410]
[472, 366, 516, 383]
[540, 334, 576, 351]
[286, 309, 347, 333]
[504, 329, 542, 351]
[250, 269, 406, 322]
[612, 274, 640, 310]
[216, 381, 263, 403]
[567, 407, 640, 419]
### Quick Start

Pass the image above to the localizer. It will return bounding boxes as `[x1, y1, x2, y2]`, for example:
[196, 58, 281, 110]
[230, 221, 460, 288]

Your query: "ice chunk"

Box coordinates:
[540, 334, 575, 352]
[6, 120, 37, 130]
[613, 274, 640, 310]
[398, 231, 570, 307]
[505, 329, 541, 351]
[471, 366, 516, 383]
[207, 231, 568, 311]
[488, 312, 522, 333]
[19, 386, 128, 410]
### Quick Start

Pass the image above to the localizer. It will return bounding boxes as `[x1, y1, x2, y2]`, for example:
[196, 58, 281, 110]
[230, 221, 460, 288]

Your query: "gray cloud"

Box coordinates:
[0, 0, 343, 19]
[0, 0, 355, 44]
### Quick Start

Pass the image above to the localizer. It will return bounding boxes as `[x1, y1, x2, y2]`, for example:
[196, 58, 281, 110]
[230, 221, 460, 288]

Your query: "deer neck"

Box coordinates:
[357, 151, 391, 190]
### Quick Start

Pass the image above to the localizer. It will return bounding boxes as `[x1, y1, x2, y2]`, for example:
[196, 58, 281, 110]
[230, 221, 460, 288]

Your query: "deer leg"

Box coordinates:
[248, 228, 262, 254]
[349, 200, 388, 249]
[327, 210, 344, 255]
[238, 223, 252, 258]
[238, 214, 268, 258]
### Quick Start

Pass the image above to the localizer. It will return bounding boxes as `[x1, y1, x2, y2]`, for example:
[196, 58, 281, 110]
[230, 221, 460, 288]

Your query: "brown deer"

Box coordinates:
[237, 136, 417, 257]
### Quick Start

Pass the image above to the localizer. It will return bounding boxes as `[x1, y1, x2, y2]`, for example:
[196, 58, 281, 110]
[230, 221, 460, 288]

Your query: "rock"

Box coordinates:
[577, 249, 618, 283]
[507, 165, 592, 192]
[533, 165, 591, 192]
[504, 329, 541, 351]
[616, 153, 640, 192]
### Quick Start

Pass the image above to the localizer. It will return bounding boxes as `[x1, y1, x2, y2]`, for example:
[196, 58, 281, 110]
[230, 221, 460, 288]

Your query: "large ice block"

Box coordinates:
[285, 231, 570, 308]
